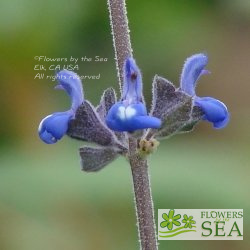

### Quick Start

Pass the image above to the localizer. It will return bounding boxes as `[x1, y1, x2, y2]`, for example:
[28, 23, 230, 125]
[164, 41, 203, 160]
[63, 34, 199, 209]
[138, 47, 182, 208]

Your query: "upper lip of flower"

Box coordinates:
[180, 53, 209, 97]
[105, 57, 162, 132]
[122, 57, 143, 104]
[55, 70, 84, 112]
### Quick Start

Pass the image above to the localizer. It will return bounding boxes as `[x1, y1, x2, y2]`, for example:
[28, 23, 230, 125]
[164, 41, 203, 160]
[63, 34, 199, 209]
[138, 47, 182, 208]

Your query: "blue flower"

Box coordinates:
[106, 58, 161, 132]
[180, 53, 229, 129]
[38, 111, 74, 144]
[38, 70, 84, 144]
[55, 70, 84, 112]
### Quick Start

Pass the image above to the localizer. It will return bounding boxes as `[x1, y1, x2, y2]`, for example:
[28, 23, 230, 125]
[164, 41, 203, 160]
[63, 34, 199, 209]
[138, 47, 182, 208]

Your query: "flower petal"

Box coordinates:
[173, 214, 181, 220]
[172, 220, 181, 227]
[106, 102, 160, 132]
[56, 70, 84, 111]
[122, 57, 143, 103]
[130, 116, 161, 131]
[162, 213, 169, 221]
[106, 102, 130, 131]
[180, 53, 208, 96]
[195, 97, 229, 129]
[167, 222, 173, 231]
[169, 210, 174, 219]
[39, 130, 57, 144]
[38, 111, 73, 144]
[160, 221, 169, 228]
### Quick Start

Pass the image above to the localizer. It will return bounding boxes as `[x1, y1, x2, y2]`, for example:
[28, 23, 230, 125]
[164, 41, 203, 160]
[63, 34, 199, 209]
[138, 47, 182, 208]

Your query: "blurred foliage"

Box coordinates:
[0, 0, 249, 249]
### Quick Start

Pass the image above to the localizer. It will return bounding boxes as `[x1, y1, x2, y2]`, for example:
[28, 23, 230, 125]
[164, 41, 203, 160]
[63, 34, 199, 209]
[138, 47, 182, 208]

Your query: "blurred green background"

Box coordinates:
[0, 0, 249, 249]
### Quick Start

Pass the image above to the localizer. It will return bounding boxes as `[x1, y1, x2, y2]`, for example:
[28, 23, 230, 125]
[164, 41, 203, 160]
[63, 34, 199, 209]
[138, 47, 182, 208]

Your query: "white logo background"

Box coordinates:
[158, 209, 243, 240]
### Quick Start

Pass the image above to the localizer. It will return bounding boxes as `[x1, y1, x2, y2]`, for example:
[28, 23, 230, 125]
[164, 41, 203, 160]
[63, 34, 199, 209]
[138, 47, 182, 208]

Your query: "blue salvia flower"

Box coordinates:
[106, 58, 161, 132]
[180, 53, 229, 129]
[38, 70, 84, 144]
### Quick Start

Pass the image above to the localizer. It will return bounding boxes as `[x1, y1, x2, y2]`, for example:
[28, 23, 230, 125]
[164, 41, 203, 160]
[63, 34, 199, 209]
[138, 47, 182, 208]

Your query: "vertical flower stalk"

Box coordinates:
[107, 0, 158, 249]
[107, 0, 133, 89]
[128, 137, 158, 250]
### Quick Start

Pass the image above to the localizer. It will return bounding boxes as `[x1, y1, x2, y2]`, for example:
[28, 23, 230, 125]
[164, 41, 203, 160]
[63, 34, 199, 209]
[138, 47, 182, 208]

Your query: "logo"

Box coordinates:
[158, 209, 243, 240]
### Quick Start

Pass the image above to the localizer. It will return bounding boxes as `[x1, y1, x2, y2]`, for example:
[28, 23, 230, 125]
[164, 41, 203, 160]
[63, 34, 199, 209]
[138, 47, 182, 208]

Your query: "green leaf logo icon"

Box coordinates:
[160, 209, 181, 230]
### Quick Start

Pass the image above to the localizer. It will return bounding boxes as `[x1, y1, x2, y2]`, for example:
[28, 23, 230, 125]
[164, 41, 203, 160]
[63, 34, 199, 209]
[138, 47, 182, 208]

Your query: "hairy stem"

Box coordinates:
[128, 137, 158, 250]
[107, 1, 158, 249]
[107, 0, 133, 89]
